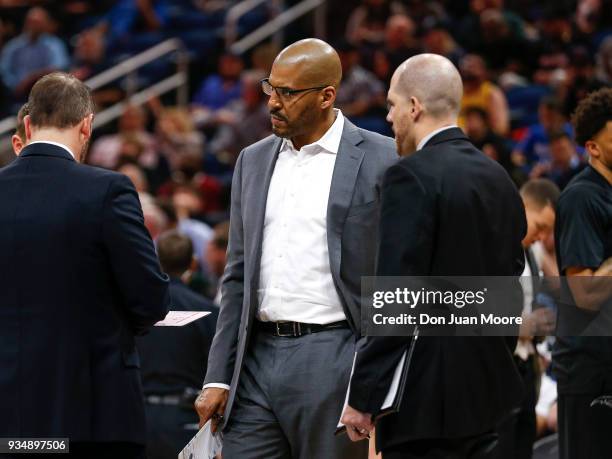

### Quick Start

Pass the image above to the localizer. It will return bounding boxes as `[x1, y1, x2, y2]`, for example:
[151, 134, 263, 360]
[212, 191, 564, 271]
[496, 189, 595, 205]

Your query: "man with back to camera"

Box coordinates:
[138, 230, 218, 459]
[341, 54, 527, 458]
[0, 72, 170, 459]
[194, 38, 397, 459]
[553, 87, 612, 459]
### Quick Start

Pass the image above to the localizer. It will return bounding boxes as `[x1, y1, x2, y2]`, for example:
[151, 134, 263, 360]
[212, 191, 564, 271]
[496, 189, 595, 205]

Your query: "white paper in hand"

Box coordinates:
[178, 420, 222, 459]
[155, 311, 211, 327]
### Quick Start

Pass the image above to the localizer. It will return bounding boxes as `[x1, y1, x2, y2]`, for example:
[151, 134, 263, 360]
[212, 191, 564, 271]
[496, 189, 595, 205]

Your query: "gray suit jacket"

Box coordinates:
[204, 119, 397, 426]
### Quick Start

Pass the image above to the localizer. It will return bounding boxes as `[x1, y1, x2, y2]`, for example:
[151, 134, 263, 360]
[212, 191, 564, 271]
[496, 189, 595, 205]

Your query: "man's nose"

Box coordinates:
[267, 91, 282, 110]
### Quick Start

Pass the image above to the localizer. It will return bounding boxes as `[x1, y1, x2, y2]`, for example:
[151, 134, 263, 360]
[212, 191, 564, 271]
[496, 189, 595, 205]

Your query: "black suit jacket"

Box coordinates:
[349, 128, 527, 448]
[138, 279, 218, 396]
[0, 143, 170, 443]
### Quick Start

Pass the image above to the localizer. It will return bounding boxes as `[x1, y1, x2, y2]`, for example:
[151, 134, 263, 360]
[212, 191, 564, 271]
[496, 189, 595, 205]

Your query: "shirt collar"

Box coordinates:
[283, 109, 345, 154]
[28, 140, 76, 159]
[416, 125, 458, 151]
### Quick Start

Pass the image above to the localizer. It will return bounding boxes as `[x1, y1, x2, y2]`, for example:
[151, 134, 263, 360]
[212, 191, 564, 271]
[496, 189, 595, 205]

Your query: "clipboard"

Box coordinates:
[335, 327, 419, 435]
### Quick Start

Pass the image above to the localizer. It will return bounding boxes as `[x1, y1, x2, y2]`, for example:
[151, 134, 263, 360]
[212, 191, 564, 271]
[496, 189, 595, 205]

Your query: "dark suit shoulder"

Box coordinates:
[169, 281, 217, 313]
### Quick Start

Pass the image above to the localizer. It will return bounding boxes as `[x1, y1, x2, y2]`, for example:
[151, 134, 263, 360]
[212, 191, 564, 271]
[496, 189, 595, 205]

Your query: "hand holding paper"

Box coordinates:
[178, 420, 222, 459]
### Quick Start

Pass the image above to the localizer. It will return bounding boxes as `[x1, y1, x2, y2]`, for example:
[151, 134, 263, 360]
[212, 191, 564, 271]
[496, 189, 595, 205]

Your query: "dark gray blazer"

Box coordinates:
[204, 119, 397, 426]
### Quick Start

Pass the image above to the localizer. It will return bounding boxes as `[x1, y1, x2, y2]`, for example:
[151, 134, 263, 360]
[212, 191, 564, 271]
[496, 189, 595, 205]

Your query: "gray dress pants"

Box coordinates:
[223, 326, 368, 459]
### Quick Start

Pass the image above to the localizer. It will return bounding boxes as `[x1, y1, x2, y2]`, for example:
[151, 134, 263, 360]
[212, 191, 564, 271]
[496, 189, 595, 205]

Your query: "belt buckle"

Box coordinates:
[276, 321, 301, 337]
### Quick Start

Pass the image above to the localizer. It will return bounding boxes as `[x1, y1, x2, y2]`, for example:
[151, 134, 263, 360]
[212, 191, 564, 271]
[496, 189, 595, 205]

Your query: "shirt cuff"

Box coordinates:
[202, 383, 231, 391]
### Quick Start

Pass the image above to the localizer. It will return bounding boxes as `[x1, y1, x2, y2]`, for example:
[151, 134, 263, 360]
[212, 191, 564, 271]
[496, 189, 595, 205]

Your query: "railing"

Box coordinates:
[226, 0, 327, 55]
[0, 38, 188, 136]
[225, 0, 283, 48]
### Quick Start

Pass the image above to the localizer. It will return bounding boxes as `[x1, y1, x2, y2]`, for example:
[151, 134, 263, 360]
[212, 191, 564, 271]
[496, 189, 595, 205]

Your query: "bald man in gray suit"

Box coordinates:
[195, 39, 397, 459]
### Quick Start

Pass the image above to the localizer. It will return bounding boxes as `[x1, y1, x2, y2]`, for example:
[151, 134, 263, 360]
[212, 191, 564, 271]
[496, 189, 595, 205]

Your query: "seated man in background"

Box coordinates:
[138, 230, 219, 459]
[530, 131, 586, 190]
[0, 7, 69, 98]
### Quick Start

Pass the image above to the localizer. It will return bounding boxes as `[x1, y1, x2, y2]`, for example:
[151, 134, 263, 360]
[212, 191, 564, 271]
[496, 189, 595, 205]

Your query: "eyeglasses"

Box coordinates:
[261, 78, 328, 100]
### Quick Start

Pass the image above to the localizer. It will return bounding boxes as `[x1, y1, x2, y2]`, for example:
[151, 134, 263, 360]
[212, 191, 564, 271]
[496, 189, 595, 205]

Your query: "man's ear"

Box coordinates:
[585, 139, 600, 160]
[80, 113, 94, 142]
[321, 87, 336, 110]
[24, 115, 32, 141]
[410, 96, 424, 120]
[12, 134, 24, 155]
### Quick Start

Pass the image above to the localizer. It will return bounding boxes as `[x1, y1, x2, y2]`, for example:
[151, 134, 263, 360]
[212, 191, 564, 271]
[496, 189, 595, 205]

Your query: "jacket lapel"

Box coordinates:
[248, 137, 283, 293]
[326, 120, 365, 281]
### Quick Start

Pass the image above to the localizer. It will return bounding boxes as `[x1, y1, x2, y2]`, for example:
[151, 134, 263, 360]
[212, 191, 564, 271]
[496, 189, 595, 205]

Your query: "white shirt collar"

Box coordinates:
[416, 125, 458, 151]
[27, 140, 76, 159]
[283, 109, 345, 154]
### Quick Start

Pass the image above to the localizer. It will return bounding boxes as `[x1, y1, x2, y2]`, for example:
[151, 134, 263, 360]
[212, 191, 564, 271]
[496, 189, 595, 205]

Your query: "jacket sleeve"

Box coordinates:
[102, 174, 170, 335]
[349, 162, 433, 414]
[203, 150, 246, 386]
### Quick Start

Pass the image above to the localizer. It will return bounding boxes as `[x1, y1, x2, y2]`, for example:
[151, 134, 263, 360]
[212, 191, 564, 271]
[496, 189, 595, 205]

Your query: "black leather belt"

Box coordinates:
[256, 320, 349, 337]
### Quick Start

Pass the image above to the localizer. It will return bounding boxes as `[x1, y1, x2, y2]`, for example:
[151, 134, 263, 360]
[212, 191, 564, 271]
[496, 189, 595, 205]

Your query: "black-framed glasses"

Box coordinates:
[261, 78, 328, 100]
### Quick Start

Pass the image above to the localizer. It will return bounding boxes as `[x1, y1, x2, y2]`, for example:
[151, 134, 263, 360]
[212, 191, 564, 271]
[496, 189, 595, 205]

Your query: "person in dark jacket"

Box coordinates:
[139, 230, 218, 459]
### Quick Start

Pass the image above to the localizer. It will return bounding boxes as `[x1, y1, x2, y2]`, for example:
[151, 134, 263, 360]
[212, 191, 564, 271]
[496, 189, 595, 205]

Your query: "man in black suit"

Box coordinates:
[341, 54, 527, 458]
[138, 230, 218, 459]
[0, 72, 170, 458]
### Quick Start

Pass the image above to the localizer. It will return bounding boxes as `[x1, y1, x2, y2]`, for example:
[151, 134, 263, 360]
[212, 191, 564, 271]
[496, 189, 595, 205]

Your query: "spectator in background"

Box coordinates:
[114, 134, 171, 195]
[138, 230, 218, 459]
[595, 35, 612, 85]
[371, 14, 421, 87]
[463, 105, 525, 185]
[94, 0, 168, 43]
[251, 42, 280, 75]
[208, 70, 271, 165]
[192, 52, 244, 124]
[205, 220, 230, 304]
[457, 0, 527, 55]
[422, 22, 465, 66]
[458, 54, 510, 135]
[475, 7, 530, 72]
[381, 15, 420, 70]
[118, 162, 155, 207]
[171, 185, 214, 274]
[512, 96, 574, 168]
[345, 0, 405, 48]
[142, 198, 169, 241]
[562, 46, 606, 117]
[88, 104, 158, 169]
[155, 106, 205, 171]
[573, 0, 612, 50]
[157, 151, 224, 217]
[71, 28, 107, 81]
[0, 7, 69, 98]
[497, 178, 560, 459]
[530, 131, 587, 190]
[335, 40, 385, 119]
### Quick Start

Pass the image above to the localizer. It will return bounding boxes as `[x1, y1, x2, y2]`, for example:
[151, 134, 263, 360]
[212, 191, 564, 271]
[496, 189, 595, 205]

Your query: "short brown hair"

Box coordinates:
[27, 72, 95, 129]
[520, 179, 560, 210]
[15, 103, 29, 141]
[572, 87, 612, 145]
[157, 230, 193, 276]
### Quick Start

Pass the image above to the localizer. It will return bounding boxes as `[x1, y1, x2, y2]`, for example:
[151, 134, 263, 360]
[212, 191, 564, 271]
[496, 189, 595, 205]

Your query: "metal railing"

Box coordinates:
[227, 0, 327, 55]
[225, 0, 283, 48]
[0, 38, 188, 137]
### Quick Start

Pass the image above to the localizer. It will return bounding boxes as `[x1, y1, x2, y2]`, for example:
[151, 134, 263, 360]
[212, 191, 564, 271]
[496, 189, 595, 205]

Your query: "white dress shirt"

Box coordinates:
[28, 140, 75, 159]
[257, 109, 346, 324]
[203, 109, 347, 392]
